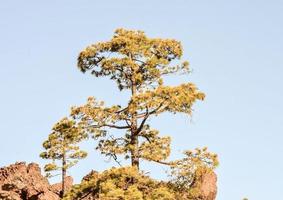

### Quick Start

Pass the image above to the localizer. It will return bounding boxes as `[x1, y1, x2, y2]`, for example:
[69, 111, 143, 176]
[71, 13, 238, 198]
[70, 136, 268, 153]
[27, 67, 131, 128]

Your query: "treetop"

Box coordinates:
[78, 28, 190, 91]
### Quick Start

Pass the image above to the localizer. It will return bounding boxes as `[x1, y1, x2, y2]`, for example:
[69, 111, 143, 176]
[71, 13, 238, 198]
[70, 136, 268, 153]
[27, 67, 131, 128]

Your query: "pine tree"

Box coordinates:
[71, 29, 206, 169]
[40, 117, 88, 197]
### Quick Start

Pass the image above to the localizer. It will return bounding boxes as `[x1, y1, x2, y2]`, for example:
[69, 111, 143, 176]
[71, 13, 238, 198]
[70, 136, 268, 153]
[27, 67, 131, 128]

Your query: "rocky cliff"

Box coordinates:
[0, 162, 72, 200]
[0, 162, 217, 200]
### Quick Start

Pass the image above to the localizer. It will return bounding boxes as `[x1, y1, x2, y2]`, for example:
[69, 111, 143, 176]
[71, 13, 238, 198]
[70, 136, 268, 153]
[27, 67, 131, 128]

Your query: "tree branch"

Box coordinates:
[115, 106, 128, 114]
[147, 159, 174, 166]
[142, 134, 151, 143]
[132, 58, 146, 65]
[91, 124, 130, 129]
[136, 101, 166, 119]
[136, 107, 149, 134]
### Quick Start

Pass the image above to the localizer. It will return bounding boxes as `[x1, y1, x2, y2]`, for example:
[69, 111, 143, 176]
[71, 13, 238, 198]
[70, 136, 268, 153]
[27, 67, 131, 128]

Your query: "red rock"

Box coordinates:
[199, 171, 217, 200]
[0, 162, 72, 200]
[51, 176, 73, 195]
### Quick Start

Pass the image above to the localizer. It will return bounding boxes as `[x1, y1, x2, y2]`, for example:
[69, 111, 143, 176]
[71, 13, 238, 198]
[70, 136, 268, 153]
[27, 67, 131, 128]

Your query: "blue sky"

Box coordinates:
[0, 1, 283, 199]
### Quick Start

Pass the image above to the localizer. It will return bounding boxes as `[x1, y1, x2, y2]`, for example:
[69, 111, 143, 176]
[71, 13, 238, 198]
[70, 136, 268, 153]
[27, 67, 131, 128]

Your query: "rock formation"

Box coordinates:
[191, 170, 218, 200]
[0, 162, 72, 200]
[0, 162, 217, 200]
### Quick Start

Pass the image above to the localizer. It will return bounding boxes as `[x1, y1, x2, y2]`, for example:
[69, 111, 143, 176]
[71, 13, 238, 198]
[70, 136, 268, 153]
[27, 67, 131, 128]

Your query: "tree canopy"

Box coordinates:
[40, 117, 88, 196]
[72, 28, 205, 169]
[40, 28, 218, 200]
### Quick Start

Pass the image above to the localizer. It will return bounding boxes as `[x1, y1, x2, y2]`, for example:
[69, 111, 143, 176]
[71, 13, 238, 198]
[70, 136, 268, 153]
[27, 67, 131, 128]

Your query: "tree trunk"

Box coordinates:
[61, 152, 66, 197]
[130, 77, 139, 169]
[130, 127, 139, 169]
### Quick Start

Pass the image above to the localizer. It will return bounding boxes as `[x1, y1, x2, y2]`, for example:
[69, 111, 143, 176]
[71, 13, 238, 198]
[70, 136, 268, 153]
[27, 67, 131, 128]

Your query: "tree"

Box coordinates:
[71, 28, 206, 170]
[169, 147, 218, 199]
[40, 117, 88, 197]
[63, 149, 218, 200]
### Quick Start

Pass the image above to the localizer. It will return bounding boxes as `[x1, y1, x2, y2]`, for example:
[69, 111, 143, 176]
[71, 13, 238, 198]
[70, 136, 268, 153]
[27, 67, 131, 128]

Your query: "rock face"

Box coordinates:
[0, 162, 72, 200]
[50, 176, 73, 196]
[199, 171, 217, 200]
[190, 170, 217, 200]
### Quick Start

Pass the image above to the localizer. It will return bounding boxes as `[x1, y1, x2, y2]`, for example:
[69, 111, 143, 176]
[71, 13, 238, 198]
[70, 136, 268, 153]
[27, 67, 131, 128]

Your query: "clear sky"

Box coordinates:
[0, 1, 282, 199]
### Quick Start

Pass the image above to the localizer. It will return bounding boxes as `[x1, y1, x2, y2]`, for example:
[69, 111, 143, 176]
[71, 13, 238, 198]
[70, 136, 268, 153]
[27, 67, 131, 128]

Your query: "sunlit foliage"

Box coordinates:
[40, 117, 88, 196]
[170, 147, 218, 190]
[41, 29, 219, 200]
[72, 28, 206, 169]
[63, 148, 218, 200]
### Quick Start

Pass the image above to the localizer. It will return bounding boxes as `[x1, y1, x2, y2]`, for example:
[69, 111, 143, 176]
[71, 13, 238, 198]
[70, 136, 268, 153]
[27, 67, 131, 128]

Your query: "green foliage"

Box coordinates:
[40, 117, 88, 197]
[63, 149, 218, 200]
[78, 29, 189, 91]
[72, 28, 206, 168]
[40, 117, 88, 175]
[170, 147, 218, 190]
[63, 166, 173, 200]
[40, 28, 219, 199]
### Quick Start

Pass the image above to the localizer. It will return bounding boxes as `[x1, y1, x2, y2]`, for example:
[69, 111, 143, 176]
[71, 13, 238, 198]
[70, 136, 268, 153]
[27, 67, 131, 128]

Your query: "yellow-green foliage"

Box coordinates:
[63, 166, 173, 200]
[72, 28, 206, 168]
[41, 29, 219, 200]
[77, 29, 188, 91]
[63, 148, 218, 200]
[170, 147, 218, 190]
[63, 167, 147, 200]
[40, 117, 88, 176]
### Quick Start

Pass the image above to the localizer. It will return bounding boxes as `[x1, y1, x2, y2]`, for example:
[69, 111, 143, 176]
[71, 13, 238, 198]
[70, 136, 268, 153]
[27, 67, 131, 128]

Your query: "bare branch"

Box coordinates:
[115, 106, 128, 114]
[91, 124, 130, 129]
[136, 107, 149, 134]
[147, 159, 174, 166]
[141, 134, 151, 143]
[132, 58, 146, 64]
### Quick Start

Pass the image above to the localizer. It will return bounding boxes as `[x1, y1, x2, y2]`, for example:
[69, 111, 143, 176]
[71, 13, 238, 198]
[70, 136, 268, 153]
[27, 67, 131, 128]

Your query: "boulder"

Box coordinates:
[0, 162, 70, 200]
